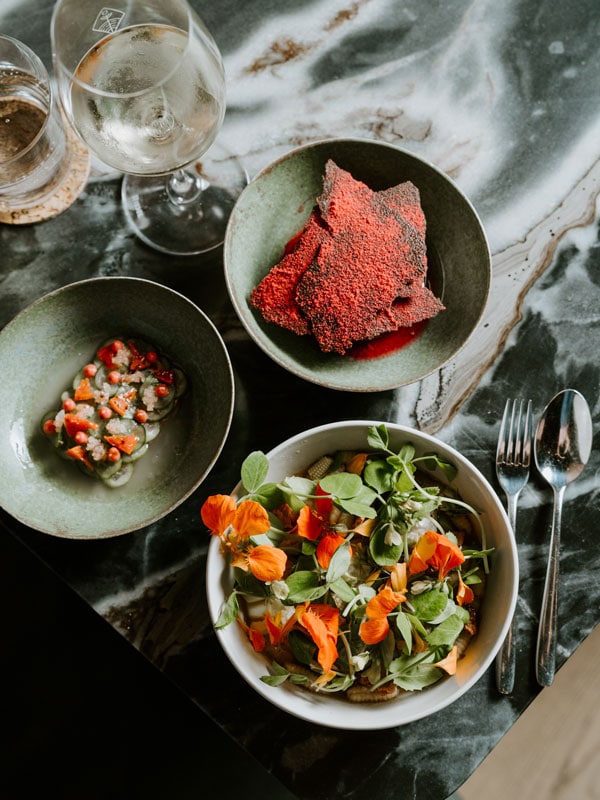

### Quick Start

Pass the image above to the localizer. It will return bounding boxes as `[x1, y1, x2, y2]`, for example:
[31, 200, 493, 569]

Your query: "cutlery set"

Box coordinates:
[494, 389, 593, 694]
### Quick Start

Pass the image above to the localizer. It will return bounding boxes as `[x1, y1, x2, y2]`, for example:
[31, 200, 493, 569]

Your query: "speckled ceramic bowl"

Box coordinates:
[0, 277, 234, 539]
[224, 138, 491, 391]
[206, 420, 517, 730]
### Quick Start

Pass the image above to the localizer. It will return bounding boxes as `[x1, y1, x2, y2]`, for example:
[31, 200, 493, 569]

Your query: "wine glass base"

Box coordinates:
[121, 147, 248, 256]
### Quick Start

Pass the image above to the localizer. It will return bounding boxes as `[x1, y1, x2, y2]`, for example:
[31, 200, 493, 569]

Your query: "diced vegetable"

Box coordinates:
[41, 336, 187, 488]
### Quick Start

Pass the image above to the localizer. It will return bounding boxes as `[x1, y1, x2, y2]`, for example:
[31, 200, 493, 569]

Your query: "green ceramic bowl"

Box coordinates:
[224, 138, 491, 391]
[0, 277, 234, 539]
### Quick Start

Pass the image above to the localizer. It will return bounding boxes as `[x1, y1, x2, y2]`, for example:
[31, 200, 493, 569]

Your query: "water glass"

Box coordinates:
[0, 34, 89, 224]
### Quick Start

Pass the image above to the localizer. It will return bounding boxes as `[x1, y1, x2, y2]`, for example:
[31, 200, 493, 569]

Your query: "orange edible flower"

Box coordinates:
[316, 533, 346, 569]
[359, 617, 390, 645]
[456, 573, 475, 606]
[434, 645, 458, 675]
[297, 505, 324, 541]
[298, 603, 339, 673]
[200, 496, 270, 541]
[315, 484, 333, 518]
[233, 500, 271, 537]
[200, 494, 236, 536]
[246, 544, 287, 582]
[237, 617, 266, 652]
[408, 530, 465, 579]
[359, 585, 405, 645]
[389, 562, 408, 594]
[365, 585, 405, 619]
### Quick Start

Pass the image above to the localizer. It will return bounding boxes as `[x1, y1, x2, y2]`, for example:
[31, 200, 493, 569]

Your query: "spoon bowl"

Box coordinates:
[534, 388, 593, 685]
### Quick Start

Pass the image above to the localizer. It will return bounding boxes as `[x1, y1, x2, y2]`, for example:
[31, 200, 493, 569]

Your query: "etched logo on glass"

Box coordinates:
[92, 8, 125, 33]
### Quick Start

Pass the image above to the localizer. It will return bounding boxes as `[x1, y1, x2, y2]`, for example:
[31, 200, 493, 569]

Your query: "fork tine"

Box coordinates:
[497, 399, 532, 468]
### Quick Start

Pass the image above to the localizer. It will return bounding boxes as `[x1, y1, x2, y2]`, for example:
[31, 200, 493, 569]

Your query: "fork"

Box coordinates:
[494, 398, 533, 695]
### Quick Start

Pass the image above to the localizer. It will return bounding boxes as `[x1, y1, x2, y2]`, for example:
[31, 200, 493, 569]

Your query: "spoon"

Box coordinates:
[534, 388, 593, 686]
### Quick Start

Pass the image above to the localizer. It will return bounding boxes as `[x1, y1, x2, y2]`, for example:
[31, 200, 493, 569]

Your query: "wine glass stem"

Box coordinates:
[166, 168, 207, 206]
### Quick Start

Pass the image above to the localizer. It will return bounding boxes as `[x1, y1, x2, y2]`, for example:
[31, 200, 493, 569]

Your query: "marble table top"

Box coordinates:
[1, 0, 599, 798]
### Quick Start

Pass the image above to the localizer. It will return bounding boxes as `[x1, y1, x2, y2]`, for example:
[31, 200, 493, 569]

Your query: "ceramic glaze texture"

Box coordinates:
[1, 1, 599, 799]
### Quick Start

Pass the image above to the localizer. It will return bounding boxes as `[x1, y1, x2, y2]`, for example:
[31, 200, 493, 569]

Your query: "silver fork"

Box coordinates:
[495, 398, 533, 695]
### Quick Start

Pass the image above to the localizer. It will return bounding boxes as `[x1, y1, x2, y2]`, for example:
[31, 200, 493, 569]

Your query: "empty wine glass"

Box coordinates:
[51, 0, 246, 255]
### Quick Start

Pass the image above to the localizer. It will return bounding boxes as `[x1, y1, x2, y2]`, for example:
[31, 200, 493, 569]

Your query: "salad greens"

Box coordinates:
[202, 424, 492, 701]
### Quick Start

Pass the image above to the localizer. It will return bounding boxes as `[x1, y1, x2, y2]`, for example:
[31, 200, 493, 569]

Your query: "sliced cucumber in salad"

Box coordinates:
[41, 336, 187, 488]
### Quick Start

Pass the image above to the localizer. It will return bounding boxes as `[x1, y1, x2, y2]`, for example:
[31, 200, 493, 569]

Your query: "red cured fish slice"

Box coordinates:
[296, 167, 429, 353]
[249, 211, 326, 335]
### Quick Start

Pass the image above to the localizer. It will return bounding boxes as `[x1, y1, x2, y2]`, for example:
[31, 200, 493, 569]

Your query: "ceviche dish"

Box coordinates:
[202, 424, 492, 703]
[41, 336, 187, 488]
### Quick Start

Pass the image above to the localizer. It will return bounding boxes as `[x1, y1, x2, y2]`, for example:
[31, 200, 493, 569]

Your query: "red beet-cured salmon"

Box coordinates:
[250, 159, 444, 354]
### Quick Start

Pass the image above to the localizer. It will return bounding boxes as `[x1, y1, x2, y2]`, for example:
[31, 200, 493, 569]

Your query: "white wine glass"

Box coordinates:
[50, 0, 247, 255]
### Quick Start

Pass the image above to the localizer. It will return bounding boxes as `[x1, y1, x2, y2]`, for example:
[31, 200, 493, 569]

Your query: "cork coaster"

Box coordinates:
[0, 122, 91, 225]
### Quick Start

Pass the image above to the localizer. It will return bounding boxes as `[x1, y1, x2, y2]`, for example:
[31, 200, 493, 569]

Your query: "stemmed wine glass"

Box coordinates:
[50, 0, 246, 255]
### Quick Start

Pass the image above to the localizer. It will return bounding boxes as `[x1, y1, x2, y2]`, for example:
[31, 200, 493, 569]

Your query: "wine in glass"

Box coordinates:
[51, 0, 246, 255]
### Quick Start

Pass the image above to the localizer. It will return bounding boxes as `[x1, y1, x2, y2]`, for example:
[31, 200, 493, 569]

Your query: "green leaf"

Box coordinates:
[393, 664, 442, 691]
[286, 570, 327, 603]
[214, 592, 239, 629]
[319, 472, 363, 499]
[363, 458, 394, 493]
[326, 541, 351, 583]
[241, 451, 269, 493]
[252, 482, 284, 509]
[426, 610, 468, 648]
[261, 661, 291, 686]
[338, 497, 378, 518]
[369, 525, 403, 566]
[329, 577, 356, 604]
[288, 629, 316, 666]
[367, 423, 389, 452]
[409, 589, 449, 622]
[396, 611, 413, 654]
[421, 452, 457, 482]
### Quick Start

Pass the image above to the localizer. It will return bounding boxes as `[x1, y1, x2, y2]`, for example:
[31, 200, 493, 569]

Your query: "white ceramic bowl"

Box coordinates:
[206, 420, 517, 730]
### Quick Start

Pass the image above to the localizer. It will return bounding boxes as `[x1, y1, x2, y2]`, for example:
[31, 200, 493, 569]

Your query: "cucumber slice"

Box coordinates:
[93, 457, 124, 480]
[101, 461, 134, 488]
[172, 367, 188, 398]
[122, 443, 149, 463]
[143, 421, 161, 442]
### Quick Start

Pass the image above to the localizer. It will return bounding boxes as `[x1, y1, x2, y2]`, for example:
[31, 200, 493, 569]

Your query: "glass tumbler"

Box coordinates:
[0, 35, 90, 224]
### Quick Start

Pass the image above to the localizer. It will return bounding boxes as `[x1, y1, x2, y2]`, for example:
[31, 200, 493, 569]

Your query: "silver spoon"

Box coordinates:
[534, 388, 593, 686]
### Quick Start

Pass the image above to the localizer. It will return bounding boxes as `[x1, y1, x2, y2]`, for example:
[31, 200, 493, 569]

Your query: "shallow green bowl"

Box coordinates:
[0, 277, 234, 539]
[224, 138, 491, 391]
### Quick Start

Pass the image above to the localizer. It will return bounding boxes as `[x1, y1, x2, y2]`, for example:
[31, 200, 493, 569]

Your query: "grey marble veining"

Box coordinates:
[1, 1, 599, 798]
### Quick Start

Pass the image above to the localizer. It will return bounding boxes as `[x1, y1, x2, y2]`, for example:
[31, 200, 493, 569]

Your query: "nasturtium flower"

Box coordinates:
[316, 532, 346, 569]
[434, 645, 458, 675]
[359, 585, 405, 645]
[359, 617, 390, 645]
[408, 530, 465, 580]
[200, 493, 236, 535]
[456, 573, 474, 606]
[298, 603, 339, 673]
[236, 544, 287, 582]
[200, 496, 271, 542]
[297, 505, 324, 541]
[238, 617, 266, 652]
